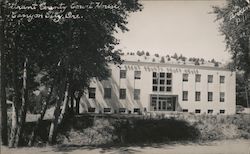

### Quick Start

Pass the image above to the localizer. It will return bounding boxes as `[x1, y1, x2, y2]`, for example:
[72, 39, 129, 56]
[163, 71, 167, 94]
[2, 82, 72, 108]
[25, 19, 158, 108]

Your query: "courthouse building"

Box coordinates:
[80, 54, 236, 115]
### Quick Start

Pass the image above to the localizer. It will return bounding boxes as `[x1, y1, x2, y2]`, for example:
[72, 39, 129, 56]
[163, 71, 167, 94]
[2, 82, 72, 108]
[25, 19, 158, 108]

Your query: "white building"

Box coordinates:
[80, 54, 236, 115]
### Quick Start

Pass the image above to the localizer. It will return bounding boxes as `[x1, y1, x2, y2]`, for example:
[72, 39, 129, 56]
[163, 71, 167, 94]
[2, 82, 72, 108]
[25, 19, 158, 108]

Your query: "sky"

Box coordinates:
[115, 0, 231, 63]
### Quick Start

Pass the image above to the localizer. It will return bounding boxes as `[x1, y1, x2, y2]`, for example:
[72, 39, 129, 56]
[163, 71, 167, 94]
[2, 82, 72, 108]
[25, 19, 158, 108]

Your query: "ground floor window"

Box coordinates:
[208, 109, 213, 114]
[220, 110, 225, 114]
[195, 109, 201, 113]
[134, 108, 140, 113]
[88, 107, 95, 112]
[104, 108, 111, 113]
[182, 109, 188, 112]
[119, 108, 126, 113]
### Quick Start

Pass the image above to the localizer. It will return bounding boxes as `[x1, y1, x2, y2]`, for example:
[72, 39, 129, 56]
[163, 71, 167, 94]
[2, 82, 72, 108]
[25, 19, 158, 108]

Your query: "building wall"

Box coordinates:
[79, 61, 236, 115]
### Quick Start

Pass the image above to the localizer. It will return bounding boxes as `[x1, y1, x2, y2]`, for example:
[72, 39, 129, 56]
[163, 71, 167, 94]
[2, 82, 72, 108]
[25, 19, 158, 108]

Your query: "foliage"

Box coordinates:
[213, 0, 250, 79]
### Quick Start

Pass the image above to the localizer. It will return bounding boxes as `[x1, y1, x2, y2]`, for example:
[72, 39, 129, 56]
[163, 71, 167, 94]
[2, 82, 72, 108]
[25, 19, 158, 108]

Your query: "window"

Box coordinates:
[208, 92, 213, 101]
[88, 88, 96, 99]
[88, 107, 95, 112]
[166, 73, 172, 78]
[183, 91, 188, 101]
[134, 71, 141, 79]
[220, 92, 225, 102]
[160, 86, 165, 92]
[119, 89, 126, 99]
[153, 86, 158, 91]
[195, 109, 201, 113]
[152, 72, 172, 92]
[134, 108, 140, 113]
[220, 110, 225, 114]
[104, 88, 111, 99]
[208, 75, 213, 83]
[104, 108, 111, 113]
[195, 74, 201, 82]
[120, 70, 126, 78]
[160, 80, 165, 85]
[166, 80, 172, 85]
[183, 109, 188, 112]
[153, 79, 158, 84]
[183, 74, 188, 82]
[166, 87, 172, 92]
[119, 108, 126, 113]
[220, 76, 225, 83]
[208, 109, 213, 114]
[160, 72, 165, 78]
[195, 91, 201, 101]
[153, 72, 157, 77]
[134, 89, 140, 100]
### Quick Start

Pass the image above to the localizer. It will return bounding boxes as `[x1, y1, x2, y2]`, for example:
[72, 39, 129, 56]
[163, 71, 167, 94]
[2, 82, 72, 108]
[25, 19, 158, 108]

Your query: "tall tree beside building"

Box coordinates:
[0, 0, 8, 146]
[213, 0, 250, 80]
[2, 0, 142, 146]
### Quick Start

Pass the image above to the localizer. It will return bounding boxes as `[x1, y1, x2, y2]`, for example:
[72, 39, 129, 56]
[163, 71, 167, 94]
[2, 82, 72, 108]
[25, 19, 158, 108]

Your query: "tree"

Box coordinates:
[0, 0, 8, 146]
[2, 0, 142, 147]
[213, 0, 250, 80]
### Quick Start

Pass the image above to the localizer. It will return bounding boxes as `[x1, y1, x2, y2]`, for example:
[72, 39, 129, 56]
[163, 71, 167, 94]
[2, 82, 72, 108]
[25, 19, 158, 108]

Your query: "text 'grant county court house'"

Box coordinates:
[79, 54, 236, 115]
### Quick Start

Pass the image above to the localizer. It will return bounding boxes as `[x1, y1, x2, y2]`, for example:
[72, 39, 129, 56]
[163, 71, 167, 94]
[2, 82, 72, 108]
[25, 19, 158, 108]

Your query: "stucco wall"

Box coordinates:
[80, 61, 236, 115]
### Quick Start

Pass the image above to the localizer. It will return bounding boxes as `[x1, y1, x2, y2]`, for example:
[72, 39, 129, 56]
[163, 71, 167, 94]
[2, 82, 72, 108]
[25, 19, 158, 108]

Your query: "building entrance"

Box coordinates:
[150, 95, 177, 111]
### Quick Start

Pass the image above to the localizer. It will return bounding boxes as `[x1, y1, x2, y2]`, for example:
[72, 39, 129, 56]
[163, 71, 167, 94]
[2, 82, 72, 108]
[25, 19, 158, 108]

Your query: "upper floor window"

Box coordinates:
[183, 91, 188, 101]
[220, 92, 225, 102]
[119, 88, 126, 99]
[220, 76, 225, 83]
[195, 91, 201, 101]
[88, 87, 96, 99]
[134, 71, 141, 79]
[183, 74, 188, 82]
[153, 72, 157, 78]
[120, 70, 126, 79]
[104, 88, 111, 99]
[195, 74, 201, 82]
[134, 89, 140, 100]
[108, 69, 112, 76]
[208, 75, 213, 83]
[166, 73, 172, 78]
[208, 92, 213, 101]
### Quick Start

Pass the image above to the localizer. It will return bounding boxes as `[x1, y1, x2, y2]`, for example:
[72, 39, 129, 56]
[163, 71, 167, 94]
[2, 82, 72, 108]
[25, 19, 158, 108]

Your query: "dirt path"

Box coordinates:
[2, 139, 250, 154]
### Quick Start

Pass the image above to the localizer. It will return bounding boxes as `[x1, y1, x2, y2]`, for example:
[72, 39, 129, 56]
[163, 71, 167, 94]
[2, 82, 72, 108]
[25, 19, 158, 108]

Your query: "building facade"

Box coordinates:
[80, 59, 236, 115]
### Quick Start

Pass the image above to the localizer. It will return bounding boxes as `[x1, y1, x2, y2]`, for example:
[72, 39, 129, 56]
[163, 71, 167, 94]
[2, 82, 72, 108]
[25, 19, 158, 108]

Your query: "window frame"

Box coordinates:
[208, 92, 213, 101]
[104, 88, 111, 99]
[182, 91, 188, 101]
[183, 74, 188, 82]
[134, 71, 141, 79]
[88, 87, 96, 99]
[119, 88, 126, 99]
[120, 70, 127, 79]
[195, 91, 201, 101]
[220, 92, 225, 102]
[208, 75, 213, 83]
[195, 74, 201, 82]
[134, 89, 141, 100]
[220, 76, 225, 84]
